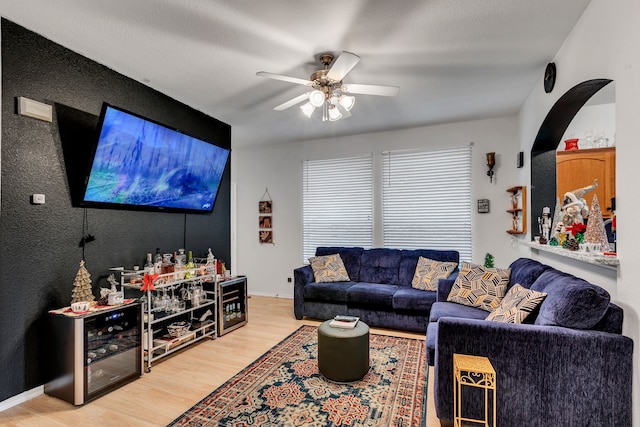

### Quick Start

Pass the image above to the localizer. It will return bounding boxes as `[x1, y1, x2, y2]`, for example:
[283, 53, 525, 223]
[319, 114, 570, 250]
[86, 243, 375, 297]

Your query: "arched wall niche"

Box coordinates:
[530, 78, 614, 238]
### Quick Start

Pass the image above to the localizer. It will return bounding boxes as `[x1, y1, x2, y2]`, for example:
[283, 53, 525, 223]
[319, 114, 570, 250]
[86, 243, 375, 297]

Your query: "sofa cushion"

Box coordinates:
[359, 248, 402, 285]
[530, 269, 611, 329]
[429, 301, 489, 323]
[316, 247, 364, 282]
[447, 262, 510, 312]
[309, 254, 350, 283]
[392, 287, 437, 312]
[303, 281, 356, 303]
[411, 257, 458, 291]
[398, 249, 460, 287]
[508, 257, 551, 289]
[485, 284, 547, 323]
[347, 283, 398, 309]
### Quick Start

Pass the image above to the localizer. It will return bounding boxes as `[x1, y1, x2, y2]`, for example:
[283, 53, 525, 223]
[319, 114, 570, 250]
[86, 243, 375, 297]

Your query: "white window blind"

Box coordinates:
[302, 155, 373, 262]
[382, 145, 472, 261]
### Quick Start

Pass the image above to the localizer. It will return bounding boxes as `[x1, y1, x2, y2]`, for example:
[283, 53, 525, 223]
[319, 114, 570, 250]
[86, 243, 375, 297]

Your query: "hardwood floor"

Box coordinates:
[0, 296, 439, 426]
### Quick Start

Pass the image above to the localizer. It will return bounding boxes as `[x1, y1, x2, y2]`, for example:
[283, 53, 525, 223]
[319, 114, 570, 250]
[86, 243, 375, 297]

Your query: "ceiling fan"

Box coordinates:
[257, 51, 399, 121]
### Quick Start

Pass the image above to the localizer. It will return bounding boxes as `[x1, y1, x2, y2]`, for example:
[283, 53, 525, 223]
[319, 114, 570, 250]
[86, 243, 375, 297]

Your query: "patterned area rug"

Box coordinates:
[168, 325, 427, 426]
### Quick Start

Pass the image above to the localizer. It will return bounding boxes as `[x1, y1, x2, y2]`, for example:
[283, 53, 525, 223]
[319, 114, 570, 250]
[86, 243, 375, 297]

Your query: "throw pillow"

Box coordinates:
[411, 256, 458, 291]
[447, 261, 510, 312]
[308, 254, 351, 283]
[486, 284, 547, 323]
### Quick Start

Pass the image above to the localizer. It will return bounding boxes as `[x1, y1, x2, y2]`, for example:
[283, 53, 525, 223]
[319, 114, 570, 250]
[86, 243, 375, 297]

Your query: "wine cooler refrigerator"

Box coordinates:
[45, 303, 142, 405]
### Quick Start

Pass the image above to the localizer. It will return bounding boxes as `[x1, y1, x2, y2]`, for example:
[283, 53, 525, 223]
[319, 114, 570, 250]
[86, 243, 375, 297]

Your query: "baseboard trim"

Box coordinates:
[248, 292, 293, 299]
[0, 386, 43, 412]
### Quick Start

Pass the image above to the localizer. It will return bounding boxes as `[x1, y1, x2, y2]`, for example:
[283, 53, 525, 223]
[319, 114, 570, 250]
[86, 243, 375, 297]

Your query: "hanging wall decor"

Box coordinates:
[259, 188, 273, 244]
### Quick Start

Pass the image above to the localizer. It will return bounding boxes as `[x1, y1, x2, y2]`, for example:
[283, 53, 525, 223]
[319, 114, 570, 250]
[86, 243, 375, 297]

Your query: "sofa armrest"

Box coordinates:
[434, 317, 633, 426]
[293, 265, 315, 318]
[436, 271, 458, 302]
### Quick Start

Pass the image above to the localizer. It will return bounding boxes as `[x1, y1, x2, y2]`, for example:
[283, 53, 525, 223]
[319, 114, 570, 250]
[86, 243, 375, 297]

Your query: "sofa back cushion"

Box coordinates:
[531, 269, 611, 329]
[359, 248, 402, 284]
[398, 249, 460, 287]
[508, 257, 551, 290]
[316, 247, 364, 282]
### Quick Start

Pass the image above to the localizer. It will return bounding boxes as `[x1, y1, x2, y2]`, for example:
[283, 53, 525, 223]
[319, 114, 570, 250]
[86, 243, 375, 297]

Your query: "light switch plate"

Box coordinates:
[32, 194, 45, 204]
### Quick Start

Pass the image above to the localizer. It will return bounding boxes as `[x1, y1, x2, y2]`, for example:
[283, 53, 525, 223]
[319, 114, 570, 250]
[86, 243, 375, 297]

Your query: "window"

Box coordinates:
[382, 145, 472, 261]
[302, 155, 374, 262]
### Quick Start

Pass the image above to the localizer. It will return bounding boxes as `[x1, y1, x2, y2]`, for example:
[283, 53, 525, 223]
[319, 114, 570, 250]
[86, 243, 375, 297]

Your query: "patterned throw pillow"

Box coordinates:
[308, 254, 351, 283]
[447, 261, 511, 312]
[411, 256, 458, 291]
[486, 284, 547, 323]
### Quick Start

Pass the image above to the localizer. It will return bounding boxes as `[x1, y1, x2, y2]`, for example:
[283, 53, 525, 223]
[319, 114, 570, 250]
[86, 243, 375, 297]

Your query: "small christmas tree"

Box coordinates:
[71, 260, 95, 304]
[484, 253, 495, 268]
[585, 194, 610, 249]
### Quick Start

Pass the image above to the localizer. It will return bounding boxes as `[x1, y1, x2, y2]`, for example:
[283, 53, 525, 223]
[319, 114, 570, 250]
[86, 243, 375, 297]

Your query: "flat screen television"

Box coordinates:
[81, 103, 230, 213]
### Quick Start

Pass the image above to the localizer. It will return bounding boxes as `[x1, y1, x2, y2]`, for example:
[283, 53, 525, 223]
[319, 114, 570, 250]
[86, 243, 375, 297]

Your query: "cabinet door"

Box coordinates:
[556, 148, 615, 218]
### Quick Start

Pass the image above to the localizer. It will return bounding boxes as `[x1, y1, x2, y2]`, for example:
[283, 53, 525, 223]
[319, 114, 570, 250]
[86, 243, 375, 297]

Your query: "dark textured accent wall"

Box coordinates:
[1, 19, 231, 401]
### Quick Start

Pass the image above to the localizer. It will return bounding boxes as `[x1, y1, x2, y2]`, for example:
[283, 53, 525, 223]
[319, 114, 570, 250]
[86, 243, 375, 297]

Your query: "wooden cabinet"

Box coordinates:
[556, 148, 615, 218]
[507, 186, 526, 234]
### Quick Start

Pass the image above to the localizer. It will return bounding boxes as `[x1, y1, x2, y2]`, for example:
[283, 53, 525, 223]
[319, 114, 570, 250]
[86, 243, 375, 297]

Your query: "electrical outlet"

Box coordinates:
[287, 277, 292, 283]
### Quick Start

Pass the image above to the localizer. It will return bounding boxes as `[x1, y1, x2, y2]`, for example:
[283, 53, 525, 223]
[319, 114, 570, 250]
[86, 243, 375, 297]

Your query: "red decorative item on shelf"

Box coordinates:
[564, 138, 579, 150]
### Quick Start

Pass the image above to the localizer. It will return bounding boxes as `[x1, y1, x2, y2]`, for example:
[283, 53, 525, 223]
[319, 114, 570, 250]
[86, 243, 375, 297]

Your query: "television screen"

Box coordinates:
[81, 104, 230, 213]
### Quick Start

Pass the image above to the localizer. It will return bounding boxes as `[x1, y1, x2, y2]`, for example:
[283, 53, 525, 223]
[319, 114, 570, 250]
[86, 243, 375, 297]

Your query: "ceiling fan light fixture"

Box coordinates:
[300, 102, 315, 118]
[328, 104, 342, 121]
[309, 90, 325, 108]
[339, 94, 355, 111]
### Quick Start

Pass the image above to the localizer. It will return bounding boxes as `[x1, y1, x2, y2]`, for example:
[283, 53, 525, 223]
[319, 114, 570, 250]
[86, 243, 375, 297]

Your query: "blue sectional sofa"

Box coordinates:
[293, 246, 460, 332]
[427, 257, 633, 426]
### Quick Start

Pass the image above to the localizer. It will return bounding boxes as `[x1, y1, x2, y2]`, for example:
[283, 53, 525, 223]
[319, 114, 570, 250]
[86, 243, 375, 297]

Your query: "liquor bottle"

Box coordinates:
[144, 253, 154, 275]
[185, 250, 195, 279]
[205, 248, 216, 279]
[154, 248, 162, 274]
[174, 251, 185, 280]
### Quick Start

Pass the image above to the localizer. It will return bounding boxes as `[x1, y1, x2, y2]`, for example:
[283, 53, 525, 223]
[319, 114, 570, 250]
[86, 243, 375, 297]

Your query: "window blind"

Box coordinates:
[382, 145, 472, 261]
[302, 155, 374, 263]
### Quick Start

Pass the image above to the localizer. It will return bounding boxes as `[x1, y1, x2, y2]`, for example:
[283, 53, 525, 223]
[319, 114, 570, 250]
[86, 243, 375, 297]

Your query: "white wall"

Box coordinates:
[233, 115, 520, 298]
[518, 1, 640, 424]
[233, 0, 639, 421]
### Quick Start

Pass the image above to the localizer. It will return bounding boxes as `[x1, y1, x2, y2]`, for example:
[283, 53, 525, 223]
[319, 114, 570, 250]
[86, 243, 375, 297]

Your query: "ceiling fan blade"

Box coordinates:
[341, 83, 400, 97]
[327, 51, 360, 81]
[273, 92, 311, 111]
[256, 71, 312, 86]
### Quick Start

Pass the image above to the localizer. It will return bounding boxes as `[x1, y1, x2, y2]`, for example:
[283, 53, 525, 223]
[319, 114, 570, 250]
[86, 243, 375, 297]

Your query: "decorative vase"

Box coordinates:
[564, 138, 579, 150]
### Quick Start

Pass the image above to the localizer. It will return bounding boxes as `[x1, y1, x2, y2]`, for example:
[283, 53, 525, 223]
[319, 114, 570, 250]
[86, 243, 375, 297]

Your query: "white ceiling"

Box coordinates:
[1, 0, 591, 148]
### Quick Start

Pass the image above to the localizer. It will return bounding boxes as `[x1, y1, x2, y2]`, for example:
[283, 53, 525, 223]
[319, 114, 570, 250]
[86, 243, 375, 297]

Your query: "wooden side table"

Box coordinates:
[453, 353, 496, 427]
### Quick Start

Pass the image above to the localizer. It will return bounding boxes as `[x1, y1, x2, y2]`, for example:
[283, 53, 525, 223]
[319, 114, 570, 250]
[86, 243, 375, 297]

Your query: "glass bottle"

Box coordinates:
[154, 248, 162, 274]
[205, 248, 216, 279]
[161, 253, 174, 275]
[185, 250, 195, 279]
[144, 253, 154, 275]
[174, 251, 185, 280]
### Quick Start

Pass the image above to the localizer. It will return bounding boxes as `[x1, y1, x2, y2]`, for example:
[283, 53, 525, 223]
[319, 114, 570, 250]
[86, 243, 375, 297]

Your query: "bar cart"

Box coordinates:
[120, 268, 217, 373]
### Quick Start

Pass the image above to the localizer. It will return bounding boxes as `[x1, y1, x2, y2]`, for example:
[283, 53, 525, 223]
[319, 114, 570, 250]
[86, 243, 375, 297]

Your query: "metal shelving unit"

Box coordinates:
[121, 269, 217, 372]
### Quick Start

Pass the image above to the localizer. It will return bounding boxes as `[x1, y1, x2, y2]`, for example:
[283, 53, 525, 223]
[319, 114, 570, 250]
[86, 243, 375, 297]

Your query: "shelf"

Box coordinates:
[506, 186, 527, 234]
[147, 299, 215, 325]
[522, 241, 618, 269]
[149, 321, 216, 356]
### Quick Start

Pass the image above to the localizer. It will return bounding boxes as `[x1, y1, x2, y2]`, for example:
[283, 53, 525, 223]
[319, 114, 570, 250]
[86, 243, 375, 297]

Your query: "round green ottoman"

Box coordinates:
[317, 319, 370, 382]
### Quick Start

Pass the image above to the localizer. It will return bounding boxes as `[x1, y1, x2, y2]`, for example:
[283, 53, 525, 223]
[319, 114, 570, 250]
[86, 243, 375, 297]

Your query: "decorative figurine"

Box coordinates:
[70, 260, 95, 305]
